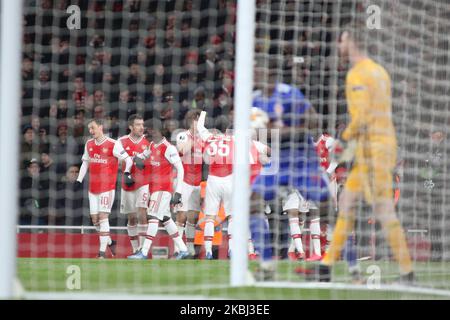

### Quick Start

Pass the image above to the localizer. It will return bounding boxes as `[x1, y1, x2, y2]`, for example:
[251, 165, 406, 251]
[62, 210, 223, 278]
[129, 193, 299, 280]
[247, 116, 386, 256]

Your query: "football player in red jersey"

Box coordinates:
[128, 119, 189, 260]
[174, 110, 204, 257]
[76, 118, 134, 258]
[117, 114, 151, 254]
[197, 111, 235, 259]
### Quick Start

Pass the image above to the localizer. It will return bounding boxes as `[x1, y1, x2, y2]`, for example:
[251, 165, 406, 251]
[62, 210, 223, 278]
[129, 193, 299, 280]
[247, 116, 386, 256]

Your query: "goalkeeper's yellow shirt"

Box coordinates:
[342, 58, 397, 201]
[342, 57, 397, 159]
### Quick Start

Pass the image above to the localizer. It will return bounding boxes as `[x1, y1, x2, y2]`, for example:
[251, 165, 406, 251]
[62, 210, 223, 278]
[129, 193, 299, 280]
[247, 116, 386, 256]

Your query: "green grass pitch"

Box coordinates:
[17, 258, 450, 299]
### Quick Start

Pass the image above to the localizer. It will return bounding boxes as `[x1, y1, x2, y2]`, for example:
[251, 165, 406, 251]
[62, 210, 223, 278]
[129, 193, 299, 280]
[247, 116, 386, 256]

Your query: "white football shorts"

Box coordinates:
[147, 191, 172, 220]
[282, 189, 318, 213]
[120, 185, 149, 214]
[89, 190, 115, 215]
[177, 181, 201, 212]
[204, 175, 232, 217]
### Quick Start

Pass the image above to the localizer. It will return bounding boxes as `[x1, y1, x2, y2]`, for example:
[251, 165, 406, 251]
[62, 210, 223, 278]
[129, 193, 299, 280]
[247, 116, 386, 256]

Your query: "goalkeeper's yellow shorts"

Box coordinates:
[344, 144, 396, 203]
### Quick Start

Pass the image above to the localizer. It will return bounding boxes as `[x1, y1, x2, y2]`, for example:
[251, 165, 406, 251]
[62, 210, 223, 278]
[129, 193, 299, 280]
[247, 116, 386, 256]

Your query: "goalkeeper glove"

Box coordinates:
[123, 172, 135, 187]
[170, 192, 182, 206]
[134, 156, 145, 170]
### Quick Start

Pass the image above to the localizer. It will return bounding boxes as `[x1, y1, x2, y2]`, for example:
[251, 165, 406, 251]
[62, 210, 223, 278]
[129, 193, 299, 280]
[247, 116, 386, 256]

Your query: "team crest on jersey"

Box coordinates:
[274, 102, 283, 117]
[141, 145, 147, 150]
[89, 148, 93, 152]
[156, 150, 161, 156]
[352, 85, 366, 91]
[126, 146, 130, 150]
[102, 148, 108, 153]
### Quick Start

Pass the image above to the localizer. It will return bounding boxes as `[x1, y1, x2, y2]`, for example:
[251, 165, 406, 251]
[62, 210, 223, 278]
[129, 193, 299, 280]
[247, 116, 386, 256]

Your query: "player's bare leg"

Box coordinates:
[127, 212, 139, 253]
[287, 210, 305, 260]
[185, 210, 199, 256]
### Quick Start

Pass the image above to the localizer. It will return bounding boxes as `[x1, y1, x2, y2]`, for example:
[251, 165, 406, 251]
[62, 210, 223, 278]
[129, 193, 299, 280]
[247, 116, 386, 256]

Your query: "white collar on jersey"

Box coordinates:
[152, 137, 167, 148]
[128, 134, 144, 144]
[94, 135, 108, 146]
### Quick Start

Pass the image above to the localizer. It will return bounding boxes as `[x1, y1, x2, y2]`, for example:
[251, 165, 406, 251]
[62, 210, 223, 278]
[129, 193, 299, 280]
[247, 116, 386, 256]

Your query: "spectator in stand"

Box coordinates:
[20, 124, 41, 171]
[115, 89, 137, 119]
[19, 158, 50, 225]
[37, 66, 51, 101]
[49, 121, 80, 179]
[22, 55, 34, 82]
[57, 99, 68, 119]
[72, 74, 88, 111]
[50, 164, 85, 226]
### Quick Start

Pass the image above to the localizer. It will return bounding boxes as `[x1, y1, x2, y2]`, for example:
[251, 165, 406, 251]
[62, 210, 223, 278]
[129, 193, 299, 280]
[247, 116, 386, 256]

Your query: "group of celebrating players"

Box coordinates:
[75, 108, 273, 261]
[75, 97, 333, 265]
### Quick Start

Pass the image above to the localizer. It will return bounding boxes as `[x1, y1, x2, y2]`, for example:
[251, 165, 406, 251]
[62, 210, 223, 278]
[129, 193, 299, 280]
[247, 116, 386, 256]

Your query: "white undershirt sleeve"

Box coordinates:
[113, 140, 133, 173]
[197, 111, 212, 141]
[165, 145, 184, 193]
[172, 160, 184, 194]
[253, 140, 271, 165]
[77, 160, 88, 183]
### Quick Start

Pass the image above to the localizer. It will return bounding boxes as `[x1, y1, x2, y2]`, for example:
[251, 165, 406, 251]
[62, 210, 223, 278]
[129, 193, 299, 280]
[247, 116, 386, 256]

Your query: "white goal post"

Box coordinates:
[0, 0, 23, 299]
[230, 0, 255, 287]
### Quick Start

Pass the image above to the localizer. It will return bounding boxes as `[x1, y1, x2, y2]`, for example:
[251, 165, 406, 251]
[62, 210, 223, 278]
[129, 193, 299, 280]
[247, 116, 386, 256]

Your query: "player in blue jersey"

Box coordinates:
[251, 59, 329, 263]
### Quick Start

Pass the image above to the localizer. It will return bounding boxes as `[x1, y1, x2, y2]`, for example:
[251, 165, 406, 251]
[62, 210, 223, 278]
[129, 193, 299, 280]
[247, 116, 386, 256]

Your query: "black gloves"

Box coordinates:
[134, 156, 145, 170]
[74, 181, 83, 191]
[170, 192, 182, 206]
[124, 172, 135, 187]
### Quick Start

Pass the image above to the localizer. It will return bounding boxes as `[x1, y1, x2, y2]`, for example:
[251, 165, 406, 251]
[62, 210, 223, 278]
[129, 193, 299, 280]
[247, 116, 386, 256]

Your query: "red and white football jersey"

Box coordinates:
[204, 134, 234, 177]
[118, 135, 151, 191]
[177, 130, 204, 187]
[148, 137, 181, 193]
[315, 133, 335, 172]
[82, 137, 122, 194]
[250, 140, 269, 184]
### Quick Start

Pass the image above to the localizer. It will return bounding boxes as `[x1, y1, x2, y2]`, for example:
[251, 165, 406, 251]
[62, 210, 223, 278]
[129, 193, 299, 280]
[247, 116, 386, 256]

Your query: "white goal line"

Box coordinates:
[254, 281, 450, 298]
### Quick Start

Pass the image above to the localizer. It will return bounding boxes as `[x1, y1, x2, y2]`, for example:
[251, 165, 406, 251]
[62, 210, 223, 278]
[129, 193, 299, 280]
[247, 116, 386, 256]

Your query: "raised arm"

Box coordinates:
[197, 111, 212, 141]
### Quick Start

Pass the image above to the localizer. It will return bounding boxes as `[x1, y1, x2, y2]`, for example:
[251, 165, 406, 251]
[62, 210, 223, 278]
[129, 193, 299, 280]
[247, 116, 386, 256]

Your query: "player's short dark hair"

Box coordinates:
[87, 118, 103, 126]
[145, 118, 163, 132]
[128, 114, 143, 127]
[185, 109, 201, 126]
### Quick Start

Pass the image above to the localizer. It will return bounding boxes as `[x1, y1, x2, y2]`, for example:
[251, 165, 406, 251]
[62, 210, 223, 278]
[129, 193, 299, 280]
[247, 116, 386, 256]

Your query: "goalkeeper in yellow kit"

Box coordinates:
[312, 24, 414, 283]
